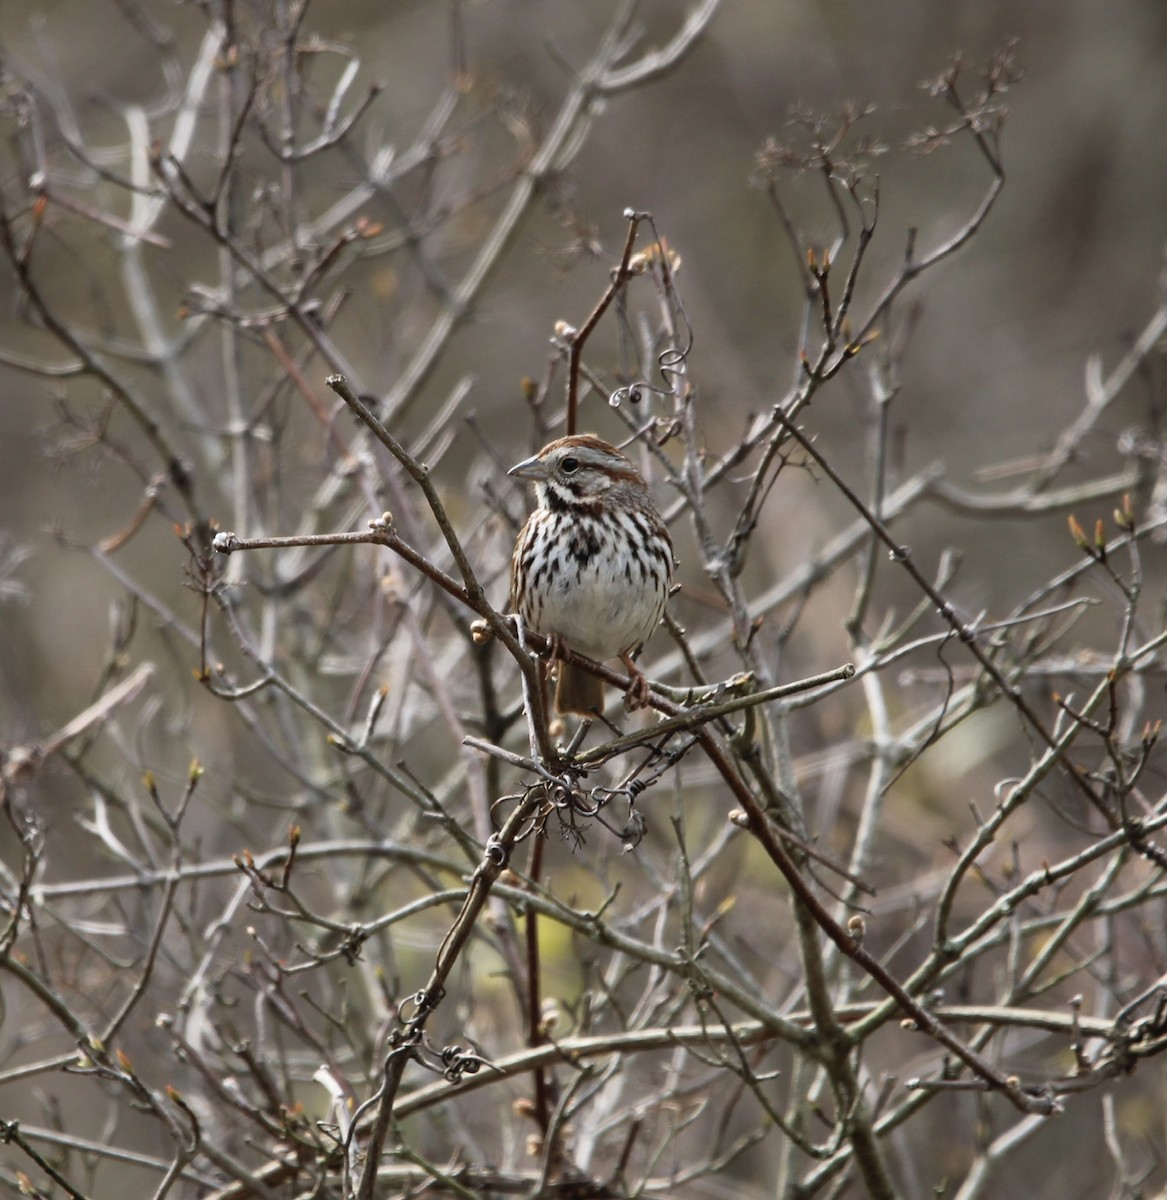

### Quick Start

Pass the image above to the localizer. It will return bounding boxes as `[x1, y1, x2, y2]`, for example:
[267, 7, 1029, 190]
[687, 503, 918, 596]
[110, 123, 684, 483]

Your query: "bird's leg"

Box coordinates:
[545, 632, 568, 664]
[620, 651, 652, 710]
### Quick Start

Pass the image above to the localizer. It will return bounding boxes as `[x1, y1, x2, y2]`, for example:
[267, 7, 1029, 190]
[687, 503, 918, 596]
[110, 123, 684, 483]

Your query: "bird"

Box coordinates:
[507, 434, 673, 716]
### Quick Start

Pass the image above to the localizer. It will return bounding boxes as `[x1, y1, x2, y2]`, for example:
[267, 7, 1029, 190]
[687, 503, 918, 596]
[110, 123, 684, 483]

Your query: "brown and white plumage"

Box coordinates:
[508, 434, 673, 715]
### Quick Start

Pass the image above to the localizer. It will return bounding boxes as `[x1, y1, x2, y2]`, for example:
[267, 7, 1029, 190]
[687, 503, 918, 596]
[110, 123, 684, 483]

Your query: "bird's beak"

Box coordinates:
[508, 454, 548, 482]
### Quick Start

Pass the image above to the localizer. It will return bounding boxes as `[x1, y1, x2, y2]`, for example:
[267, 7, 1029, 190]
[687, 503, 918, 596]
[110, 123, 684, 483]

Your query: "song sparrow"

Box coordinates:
[508, 434, 673, 716]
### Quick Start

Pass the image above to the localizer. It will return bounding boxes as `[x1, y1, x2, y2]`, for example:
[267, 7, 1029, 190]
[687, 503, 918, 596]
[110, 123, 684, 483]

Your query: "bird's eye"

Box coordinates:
[561, 456, 579, 473]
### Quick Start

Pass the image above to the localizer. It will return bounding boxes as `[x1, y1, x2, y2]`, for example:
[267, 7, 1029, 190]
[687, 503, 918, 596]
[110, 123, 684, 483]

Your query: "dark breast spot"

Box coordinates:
[568, 525, 602, 564]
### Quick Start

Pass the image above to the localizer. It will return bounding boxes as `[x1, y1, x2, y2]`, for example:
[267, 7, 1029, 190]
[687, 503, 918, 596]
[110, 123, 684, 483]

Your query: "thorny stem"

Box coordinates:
[354, 790, 542, 1200]
[564, 209, 644, 434]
